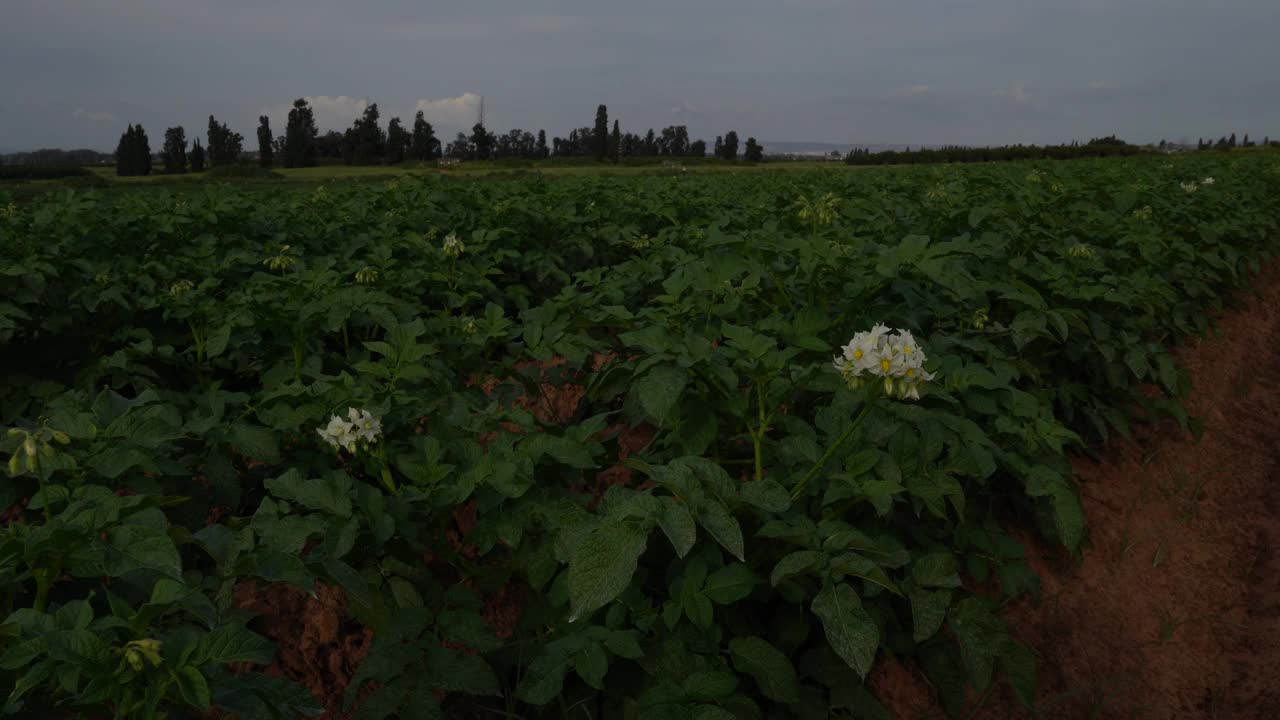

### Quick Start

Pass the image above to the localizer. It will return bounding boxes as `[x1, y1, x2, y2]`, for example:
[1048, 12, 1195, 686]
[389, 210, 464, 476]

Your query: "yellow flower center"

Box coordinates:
[853, 350, 863, 359]
[904, 346, 913, 354]
[906, 368, 915, 378]
[880, 359, 891, 372]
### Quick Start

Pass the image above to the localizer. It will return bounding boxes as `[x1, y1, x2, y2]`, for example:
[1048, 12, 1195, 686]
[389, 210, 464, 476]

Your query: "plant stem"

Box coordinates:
[790, 397, 875, 500]
[752, 381, 768, 482]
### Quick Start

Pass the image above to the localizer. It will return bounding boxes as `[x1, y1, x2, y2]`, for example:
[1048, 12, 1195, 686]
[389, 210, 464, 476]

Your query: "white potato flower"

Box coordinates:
[1201, 177, 1215, 186]
[348, 407, 383, 443]
[832, 325, 935, 400]
[1180, 181, 1199, 193]
[317, 408, 382, 452]
[442, 232, 465, 258]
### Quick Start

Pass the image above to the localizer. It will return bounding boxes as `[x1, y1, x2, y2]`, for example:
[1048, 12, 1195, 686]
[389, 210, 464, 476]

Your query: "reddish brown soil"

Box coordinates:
[231, 581, 374, 719]
[871, 262, 1280, 719]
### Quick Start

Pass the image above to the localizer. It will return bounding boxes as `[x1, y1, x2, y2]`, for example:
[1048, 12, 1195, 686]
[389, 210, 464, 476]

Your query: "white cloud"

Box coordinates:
[991, 82, 1042, 108]
[72, 107, 116, 122]
[895, 84, 933, 98]
[258, 93, 486, 135]
[258, 95, 369, 134]
[414, 93, 486, 132]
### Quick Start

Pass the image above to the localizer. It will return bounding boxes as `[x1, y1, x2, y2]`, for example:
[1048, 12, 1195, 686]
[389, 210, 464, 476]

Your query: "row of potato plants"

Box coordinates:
[1, 155, 1277, 718]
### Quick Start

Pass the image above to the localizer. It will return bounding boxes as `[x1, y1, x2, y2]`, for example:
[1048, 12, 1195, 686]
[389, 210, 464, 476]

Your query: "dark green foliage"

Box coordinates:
[0, 165, 93, 180]
[1, 156, 1275, 719]
[847, 136, 1143, 165]
[189, 139, 205, 172]
[410, 111, 440, 162]
[162, 126, 187, 174]
[536, 129, 549, 158]
[257, 116, 274, 168]
[720, 131, 739, 160]
[115, 124, 152, 176]
[284, 98, 319, 168]
[593, 104, 609, 161]
[610, 119, 621, 163]
[470, 123, 493, 160]
[385, 117, 410, 165]
[743, 137, 764, 162]
[343, 103, 386, 165]
[206, 115, 244, 167]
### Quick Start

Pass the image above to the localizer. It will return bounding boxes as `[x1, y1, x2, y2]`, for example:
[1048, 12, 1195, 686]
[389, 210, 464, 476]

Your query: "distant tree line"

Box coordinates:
[844, 136, 1142, 166]
[1191, 133, 1279, 151]
[108, 100, 764, 174]
[0, 148, 112, 166]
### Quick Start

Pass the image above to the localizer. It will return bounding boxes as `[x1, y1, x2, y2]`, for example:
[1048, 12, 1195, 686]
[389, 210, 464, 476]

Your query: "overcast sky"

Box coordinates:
[3, 0, 1279, 152]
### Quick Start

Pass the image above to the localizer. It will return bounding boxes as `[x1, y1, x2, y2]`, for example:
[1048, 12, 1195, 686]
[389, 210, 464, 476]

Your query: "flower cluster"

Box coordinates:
[1180, 181, 1200, 193]
[263, 245, 295, 272]
[442, 232, 465, 258]
[833, 325, 936, 400]
[1132, 205, 1154, 220]
[317, 408, 383, 452]
[1201, 176, 1215, 186]
[1067, 243, 1095, 259]
[169, 279, 194, 298]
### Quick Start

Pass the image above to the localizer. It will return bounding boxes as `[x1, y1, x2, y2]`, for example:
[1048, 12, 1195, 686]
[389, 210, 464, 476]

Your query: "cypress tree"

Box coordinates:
[162, 126, 187, 174]
[257, 116, 274, 168]
[190, 139, 205, 172]
[284, 99, 318, 167]
[593, 105, 609, 161]
[135, 125, 152, 175]
[116, 124, 135, 176]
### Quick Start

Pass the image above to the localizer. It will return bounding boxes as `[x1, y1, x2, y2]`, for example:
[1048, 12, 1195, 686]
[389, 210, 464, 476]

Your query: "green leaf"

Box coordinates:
[265, 469, 353, 517]
[230, 423, 280, 464]
[568, 520, 649, 621]
[909, 589, 951, 642]
[636, 365, 688, 427]
[104, 528, 182, 579]
[728, 636, 800, 703]
[576, 641, 609, 690]
[658, 497, 697, 558]
[811, 583, 879, 679]
[911, 552, 962, 588]
[830, 553, 901, 596]
[194, 624, 275, 666]
[947, 598, 1003, 692]
[701, 563, 756, 604]
[438, 610, 502, 653]
[174, 666, 211, 709]
[206, 324, 232, 358]
[516, 650, 571, 705]
[424, 646, 499, 695]
[695, 500, 745, 562]
[740, 480, 790, 512]
[771, 550, 826, 587]
[683, 671, 738, 701]
[1001, 640, 1037, 708]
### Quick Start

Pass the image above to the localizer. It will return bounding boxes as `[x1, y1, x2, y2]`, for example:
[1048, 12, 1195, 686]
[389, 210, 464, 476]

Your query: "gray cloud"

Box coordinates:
[2, 0, 1278, 151]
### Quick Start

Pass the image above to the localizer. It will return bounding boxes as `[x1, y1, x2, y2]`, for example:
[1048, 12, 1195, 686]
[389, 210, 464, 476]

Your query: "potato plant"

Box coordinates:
[1, 157, 1277, 718]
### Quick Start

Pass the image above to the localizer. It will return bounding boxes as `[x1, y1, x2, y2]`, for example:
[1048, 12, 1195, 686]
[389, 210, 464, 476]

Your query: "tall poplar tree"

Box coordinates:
[257, 116, 274, 168]
[593, 105, 609, 161]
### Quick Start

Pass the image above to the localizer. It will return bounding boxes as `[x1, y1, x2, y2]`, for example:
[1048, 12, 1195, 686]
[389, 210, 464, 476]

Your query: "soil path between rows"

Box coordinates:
[877, 259, 1280, 719]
